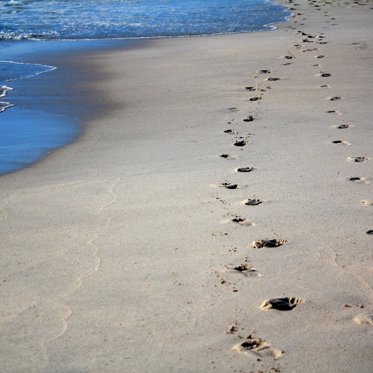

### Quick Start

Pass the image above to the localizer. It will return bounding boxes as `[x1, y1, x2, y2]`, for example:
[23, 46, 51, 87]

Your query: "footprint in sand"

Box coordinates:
[316, 54, 325, 59]
[366, 230, 373, 235]
[249, 96, 262, 102]
[347, 156, 368, 163]
[353, 312, 373, 325]
[224, 129, 237, 134]
[233, 139, 247, 147]
[303, 48, 319, 52]
[220, 154, 237, 160]
[261, 297, 303, 311]
[252, 239, 288, 248]
[237, 166, 255, 173]
[361, 199, 373, 206]
[257, 69, 271, 74]
[231, 215, 254, 226]
[221, 262, 260, 277]
[332, 140, 350, 145]
[328, 96, 342, 101]
[232, 335, 283, 359]
[244, 198, 263, 206]
[336, 124, 350, 129]
[221, 182, 238, 190]
[327, 110, 342, 115]
[321, 84, 332, 89]
[349, 177, 368, 184]
[243, 115, 254, 122]
[319, 72, 332, 77]
[266, 77, 282, 82]
[245, 86, 257, 91]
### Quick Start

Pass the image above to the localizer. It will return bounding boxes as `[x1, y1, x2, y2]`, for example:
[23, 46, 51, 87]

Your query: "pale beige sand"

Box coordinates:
[1, 1, 372, 372]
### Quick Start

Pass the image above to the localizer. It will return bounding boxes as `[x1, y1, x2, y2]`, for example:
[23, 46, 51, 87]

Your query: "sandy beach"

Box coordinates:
[0, 0, 372, 372]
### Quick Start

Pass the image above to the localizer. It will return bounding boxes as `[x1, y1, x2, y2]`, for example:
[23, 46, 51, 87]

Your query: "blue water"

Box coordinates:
[0, 0, 288, 40]
[0, 0, 290, 175]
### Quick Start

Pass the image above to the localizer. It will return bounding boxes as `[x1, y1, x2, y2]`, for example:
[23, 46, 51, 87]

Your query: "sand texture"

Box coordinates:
[0, 0, 372, 372]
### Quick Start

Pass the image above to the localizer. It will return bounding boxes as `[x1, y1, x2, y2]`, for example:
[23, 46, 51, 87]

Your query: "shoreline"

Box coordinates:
[0, 1, 372, 372]
[0, 39, 144, 175]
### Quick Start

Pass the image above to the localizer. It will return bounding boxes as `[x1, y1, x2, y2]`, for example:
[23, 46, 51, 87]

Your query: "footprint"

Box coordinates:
[226, 263, 260, 277]
[316, 54, 325, 58]
[231, 216, 254, 226]
[233, 335, 283, 359]
[232, 263, 257, 274]
[337, 124, 350, 129]
[245, 198, 263, 206]
[347, 156, 368, 163]
[228, 107, 239, 112]
[224, 129, 236, 134]
[237, 166, 255, 173]
[303, 48, 319, 52]
[252, 239, 288, 248]
[257, 69, 271, 74]
[249, 97, 262, 102]
[366, 230, 373, 235]
[220, 154, 237, 160]
[327, 110, 342, 115]
[261, 297, 303, 311]
[332, 140, 350, 145]
[320, 84, 332, 88]
[266, 77, 282, 82]
[349, 177, 368, 184]
[328, 96, 342, 101]
[319, 72, 332, 77]
[226, 323, 238, 334]
[353, 312, 373, 325]
[283, 55, 294, 60]
[243, 115, 254, 122]
[221, 182, 238, 190]
[361, 200, 373, 206]
[234, 139, 247, 147]
[245, 86, 257, 91]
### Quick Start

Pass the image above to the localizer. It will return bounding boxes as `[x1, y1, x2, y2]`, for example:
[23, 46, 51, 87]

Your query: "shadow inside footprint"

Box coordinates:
[261, 297, 303, 311]
[320, 72, 332, 77]
[354, 156, 367, 163]
[245, 86, 256, 91]
[366, 230, 373, 235]
[337, 124, 349, 129]
[252, 239, 287, 248]
[237, 166, 255, 173]
[249, 97, 261, 102]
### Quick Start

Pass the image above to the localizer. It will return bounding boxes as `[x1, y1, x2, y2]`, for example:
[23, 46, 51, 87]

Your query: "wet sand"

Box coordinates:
[0, 1, 372, 372]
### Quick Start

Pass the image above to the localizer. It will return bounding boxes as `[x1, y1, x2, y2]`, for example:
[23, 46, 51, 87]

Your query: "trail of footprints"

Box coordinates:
[212, 0, 372, 368]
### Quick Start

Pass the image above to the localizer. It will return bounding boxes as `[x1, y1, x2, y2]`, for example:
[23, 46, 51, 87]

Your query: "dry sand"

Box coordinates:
[0, 0, 372, 372]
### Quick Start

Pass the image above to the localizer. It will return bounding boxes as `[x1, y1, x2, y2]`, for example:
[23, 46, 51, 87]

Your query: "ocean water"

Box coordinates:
[0, 0, 290, 174]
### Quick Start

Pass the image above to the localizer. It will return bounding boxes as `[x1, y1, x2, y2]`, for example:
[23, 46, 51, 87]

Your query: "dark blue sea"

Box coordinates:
[0, 0, 290, 175]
